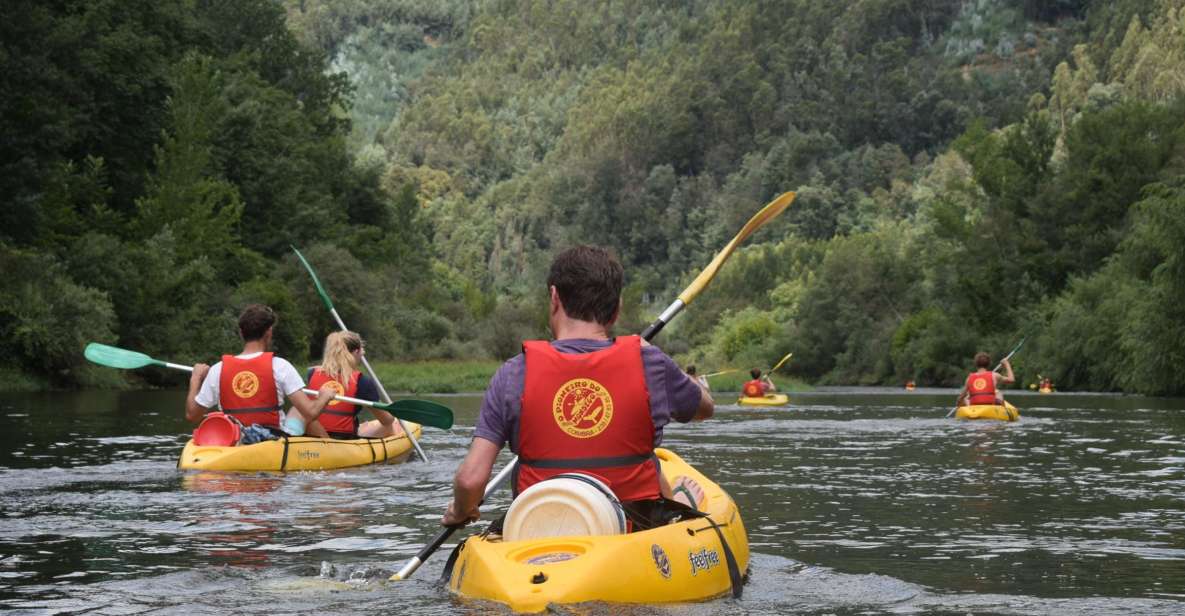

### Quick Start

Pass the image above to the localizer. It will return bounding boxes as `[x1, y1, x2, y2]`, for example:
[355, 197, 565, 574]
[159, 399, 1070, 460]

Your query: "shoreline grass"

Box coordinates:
[370, 359, 502, 394]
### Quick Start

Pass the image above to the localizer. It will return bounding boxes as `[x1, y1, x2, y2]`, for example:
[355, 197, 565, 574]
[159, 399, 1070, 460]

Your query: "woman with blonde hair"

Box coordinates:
[297, 331, 402, 439]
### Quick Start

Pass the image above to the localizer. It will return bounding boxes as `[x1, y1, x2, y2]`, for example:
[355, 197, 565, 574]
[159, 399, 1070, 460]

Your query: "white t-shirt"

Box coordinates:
[194, 352, 306, 410]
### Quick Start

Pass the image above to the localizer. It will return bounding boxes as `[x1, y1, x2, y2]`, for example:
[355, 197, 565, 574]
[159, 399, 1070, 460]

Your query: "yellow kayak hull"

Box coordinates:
[177, 423, 422, 471]
[955, 402, 1020, 422]
[1039, 387, 1053, 394]
[448, 448, 748, 612]
[737, 393, 789, 407]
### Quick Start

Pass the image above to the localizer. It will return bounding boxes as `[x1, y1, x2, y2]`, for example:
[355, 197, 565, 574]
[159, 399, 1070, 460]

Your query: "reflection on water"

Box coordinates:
[0, 388, 1183, 614]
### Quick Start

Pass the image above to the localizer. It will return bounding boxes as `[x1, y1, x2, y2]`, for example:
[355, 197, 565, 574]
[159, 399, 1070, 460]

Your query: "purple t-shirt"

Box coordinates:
[473, 338, 704, 450]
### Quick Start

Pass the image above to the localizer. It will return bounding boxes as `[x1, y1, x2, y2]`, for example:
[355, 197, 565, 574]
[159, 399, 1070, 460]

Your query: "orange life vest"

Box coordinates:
[218, 353, 283, 428]
[966, 370, 997, 406]
[516, 336, 659, 502]
[307, 368, 361, 438]
[742, 379, 766, 398]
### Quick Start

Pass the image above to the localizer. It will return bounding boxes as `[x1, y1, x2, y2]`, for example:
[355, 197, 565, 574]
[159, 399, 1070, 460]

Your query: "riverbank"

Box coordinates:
[370, 359, 502, 393]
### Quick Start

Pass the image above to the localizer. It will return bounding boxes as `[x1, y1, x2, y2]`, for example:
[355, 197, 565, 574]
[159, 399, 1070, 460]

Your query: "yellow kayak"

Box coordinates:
[177, 423, 422, 471]
[1039, 387, 1053, 394]
[737, 393, 789, 407]
[955, 401, 1020, 422]
[447, 448, 748, 612]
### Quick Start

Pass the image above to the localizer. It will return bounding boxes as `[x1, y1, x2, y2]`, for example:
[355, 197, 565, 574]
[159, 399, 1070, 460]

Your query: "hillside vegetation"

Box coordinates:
[3, 0, 1183, 394]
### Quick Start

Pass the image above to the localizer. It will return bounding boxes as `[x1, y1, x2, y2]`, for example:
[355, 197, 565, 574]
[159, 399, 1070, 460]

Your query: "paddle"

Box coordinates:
[83, 343, 455, 430]
[640, 191, 797, 340]
[769, 352, 794, 374]
[702, 369, 739, 379]
[390, 190, 796, 581]
[946, 336, 1027, 418]
[292, 245, 428, 462]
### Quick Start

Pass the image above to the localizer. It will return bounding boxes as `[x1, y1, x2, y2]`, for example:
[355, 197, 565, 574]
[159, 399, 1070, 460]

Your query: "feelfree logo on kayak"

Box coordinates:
[551, 378, 614, 439]
[231, 371, 260, 398]
[688, 547, 720, 576]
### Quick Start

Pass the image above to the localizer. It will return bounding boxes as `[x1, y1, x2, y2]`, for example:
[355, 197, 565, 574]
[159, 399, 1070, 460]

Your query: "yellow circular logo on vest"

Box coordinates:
[973, 377, 988, 391]
[322, 379, 345, 406]
[323, 379, 345, 396]
[552, 378, 614, 438]
[231, 371, 260, 399]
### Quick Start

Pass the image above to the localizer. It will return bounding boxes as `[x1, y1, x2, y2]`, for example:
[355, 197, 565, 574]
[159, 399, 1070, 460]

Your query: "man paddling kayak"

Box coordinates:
[443, 246, 713, 531]
[956, 351, 1015, 407]
[741, 368, 776, 398]
[299, 331, 403, 439]
[186, 304, 336, 435]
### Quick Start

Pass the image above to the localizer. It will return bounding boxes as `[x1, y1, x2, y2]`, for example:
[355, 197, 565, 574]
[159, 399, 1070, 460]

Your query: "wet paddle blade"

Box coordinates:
[379, 399, 454, 430]
[770, 352, 794, 373]
[677, 191, 795, 305]
[84, 343, 164, 370]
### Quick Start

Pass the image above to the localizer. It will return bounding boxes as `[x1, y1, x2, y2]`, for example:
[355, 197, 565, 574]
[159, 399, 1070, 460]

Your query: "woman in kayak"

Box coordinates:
[299, 331, 403, 439]
[685, 365, 710, 391]
[956, 351, 1015, 407]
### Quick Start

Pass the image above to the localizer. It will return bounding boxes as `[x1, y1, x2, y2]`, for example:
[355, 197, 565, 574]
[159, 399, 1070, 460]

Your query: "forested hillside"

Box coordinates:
[3, 0, 1183, 394]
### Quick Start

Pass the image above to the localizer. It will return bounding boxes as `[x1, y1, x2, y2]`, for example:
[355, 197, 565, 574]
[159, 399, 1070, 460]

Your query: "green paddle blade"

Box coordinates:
[291, 245, 336, 312]
[381, 399, 454, 430]
[84, 343, 163, 370]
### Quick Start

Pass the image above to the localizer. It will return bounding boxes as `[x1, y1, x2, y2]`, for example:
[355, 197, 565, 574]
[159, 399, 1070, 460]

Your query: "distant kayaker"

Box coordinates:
[442, 245, 714, 531]
[299, 331, 403, 439]
[685, 365, 710, 391]
[956, 352, 1015, 407]
[185, 304, 336, 434]
[742, 368, 775, 398]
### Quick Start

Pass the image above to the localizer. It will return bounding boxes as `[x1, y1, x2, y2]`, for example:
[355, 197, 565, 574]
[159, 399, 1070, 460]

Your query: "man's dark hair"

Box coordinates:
[750, 368, 761, 379]
[974, 351, 991, 369]
[686, 365, 698, 376]
[547, 245, 623, 325]
[239, 304, 277, 342]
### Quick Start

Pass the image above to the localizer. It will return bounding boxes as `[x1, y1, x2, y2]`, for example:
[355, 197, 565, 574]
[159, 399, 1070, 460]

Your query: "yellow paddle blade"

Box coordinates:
[677, 191, 795, 305]
[770, 352, 794, 373]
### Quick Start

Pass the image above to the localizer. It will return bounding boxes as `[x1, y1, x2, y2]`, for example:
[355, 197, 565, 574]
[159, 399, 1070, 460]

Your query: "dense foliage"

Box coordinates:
[3, 0, 1183, 395]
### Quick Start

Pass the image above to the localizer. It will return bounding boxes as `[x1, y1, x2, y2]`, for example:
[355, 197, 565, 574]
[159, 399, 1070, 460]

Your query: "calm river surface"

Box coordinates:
[1, 388, 1183, 614]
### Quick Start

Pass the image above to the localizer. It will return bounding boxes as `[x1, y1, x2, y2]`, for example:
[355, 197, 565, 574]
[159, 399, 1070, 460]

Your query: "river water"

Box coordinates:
[1, 388, 1182, 614]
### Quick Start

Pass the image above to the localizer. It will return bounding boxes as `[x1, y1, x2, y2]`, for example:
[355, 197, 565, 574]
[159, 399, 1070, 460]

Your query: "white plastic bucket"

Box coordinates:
[503, 473, 626, 541]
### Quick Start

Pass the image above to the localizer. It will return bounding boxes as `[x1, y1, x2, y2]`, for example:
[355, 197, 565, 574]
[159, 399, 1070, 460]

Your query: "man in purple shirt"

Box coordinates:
[442, 245, 714, 529]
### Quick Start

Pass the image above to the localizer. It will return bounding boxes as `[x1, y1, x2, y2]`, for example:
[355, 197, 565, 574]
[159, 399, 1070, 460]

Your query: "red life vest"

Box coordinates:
[517, 336, 659, 502]
[307, 368, 361, 438]
[966, 371, 998, 405]
[742, 379, 766, 398]
[218, 353, 283, 428]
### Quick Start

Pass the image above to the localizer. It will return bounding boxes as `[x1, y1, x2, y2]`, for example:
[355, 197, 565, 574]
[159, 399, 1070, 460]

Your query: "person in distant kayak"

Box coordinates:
[741, 368, 776, 398]
[443, 245, 714, 530]
[186, 304, 336, 434]
[956, 352, 1015, 407]
[685, 365, 710, 391]
[298, 331, 403, 439]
